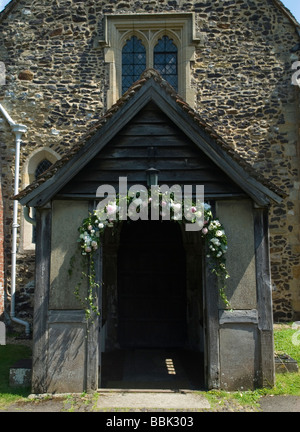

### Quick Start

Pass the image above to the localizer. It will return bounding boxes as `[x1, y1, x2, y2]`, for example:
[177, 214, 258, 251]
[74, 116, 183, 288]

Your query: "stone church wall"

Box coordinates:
[0, 0, 299, 327]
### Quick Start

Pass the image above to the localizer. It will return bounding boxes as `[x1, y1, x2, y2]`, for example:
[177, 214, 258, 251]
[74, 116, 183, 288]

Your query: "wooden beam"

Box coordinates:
[204, 250, 220, 390]
[254, 206, 275, 387]
[86, 201, 100, 391]
[31, 206, 51, 394]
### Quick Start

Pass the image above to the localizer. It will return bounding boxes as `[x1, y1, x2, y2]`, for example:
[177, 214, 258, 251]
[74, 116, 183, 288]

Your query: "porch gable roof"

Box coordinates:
[16, 69, 283, 208]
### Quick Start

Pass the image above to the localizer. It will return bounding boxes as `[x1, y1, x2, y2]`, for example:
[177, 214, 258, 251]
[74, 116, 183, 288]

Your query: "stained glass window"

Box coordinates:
[122, 36, 146, 93]
[154, 36, 178, 91]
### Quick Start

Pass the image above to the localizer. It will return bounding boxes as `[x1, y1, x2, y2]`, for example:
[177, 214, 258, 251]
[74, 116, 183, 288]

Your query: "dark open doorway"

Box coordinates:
[117, 220, 187, 348]
[101, 348, 204, 390]
[100, 220, 205, 390]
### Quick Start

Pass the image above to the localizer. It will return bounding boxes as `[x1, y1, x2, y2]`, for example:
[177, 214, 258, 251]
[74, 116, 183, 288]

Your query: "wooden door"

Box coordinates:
[118, 221, 187, 348]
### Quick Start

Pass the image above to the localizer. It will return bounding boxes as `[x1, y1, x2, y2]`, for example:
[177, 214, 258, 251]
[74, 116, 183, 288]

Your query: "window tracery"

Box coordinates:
[122, 36, 146, 93]
[103, 13, 199, 107]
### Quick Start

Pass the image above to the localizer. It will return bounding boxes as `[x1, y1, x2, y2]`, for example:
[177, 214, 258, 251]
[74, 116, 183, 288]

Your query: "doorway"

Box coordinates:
[100, 220, 205, 390]
[117, 220, 187, 348]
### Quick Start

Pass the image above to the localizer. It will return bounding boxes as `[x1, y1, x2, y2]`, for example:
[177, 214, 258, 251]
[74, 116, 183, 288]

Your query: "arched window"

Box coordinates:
[154, 36, 178, 91]
[35, 159, 52, 179]
[122, 36, 146, 93]
[19, 147, 61, 252]
[104, 14, 197, 107]
[21, 148, 60, 251]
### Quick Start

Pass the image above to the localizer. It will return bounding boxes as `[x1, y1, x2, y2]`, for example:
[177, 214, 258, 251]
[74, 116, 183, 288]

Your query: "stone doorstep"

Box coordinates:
[275, 354, 299, 373]
[95, 391, 211, 410]
[9, 358, 32, 387]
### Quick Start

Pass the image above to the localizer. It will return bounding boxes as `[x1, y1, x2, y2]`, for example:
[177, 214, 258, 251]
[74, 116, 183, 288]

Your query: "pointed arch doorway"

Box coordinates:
[100, 220, 205, 390]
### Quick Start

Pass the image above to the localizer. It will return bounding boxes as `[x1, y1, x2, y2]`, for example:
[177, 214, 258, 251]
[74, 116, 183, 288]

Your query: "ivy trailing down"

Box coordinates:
[74, 190, 230, 321]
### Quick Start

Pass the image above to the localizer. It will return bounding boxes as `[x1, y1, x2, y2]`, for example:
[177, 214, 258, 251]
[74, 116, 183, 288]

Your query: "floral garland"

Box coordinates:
[75, 191, 230, 319]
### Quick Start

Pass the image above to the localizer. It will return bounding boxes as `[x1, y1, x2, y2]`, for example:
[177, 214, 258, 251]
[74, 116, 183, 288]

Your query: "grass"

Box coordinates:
[0, 343, 32, 408]
[206, 323, 300, 409]
[0, 323, 299, 410]
[274, 326, 300, 364]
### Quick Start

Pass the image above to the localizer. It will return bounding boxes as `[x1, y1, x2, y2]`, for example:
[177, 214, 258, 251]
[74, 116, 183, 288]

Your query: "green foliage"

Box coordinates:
[70, 254, 100, 324]
[77, 193, 231, 309]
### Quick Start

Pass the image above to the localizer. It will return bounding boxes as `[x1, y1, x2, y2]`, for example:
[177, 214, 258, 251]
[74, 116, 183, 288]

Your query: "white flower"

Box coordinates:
[106, 203, 117, 215]
[98, 223, 104, 229]
[210, 238, 221, 246]
[172, 203, 182, 212]
[84, 235, 91, 245]
[204, 203, 211, 210]
[172, 214, 181, 220]
[216, 230, 224, 237]
[208, 220, 221, 230]
[91, 241, 98, 250]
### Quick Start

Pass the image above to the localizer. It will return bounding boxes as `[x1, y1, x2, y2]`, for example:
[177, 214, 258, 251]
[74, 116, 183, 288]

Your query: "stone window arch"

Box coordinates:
[21, 148, 60, 251]
[31, 158, 53, 244]
[102, 13, 200, 108]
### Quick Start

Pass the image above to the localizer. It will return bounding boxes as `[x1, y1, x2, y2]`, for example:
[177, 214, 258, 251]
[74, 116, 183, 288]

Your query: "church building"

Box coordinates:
[0, 0, 299, 393]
